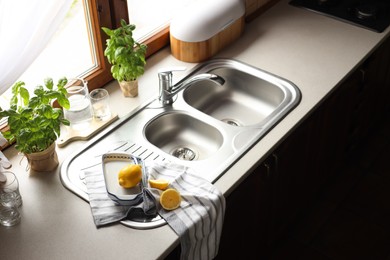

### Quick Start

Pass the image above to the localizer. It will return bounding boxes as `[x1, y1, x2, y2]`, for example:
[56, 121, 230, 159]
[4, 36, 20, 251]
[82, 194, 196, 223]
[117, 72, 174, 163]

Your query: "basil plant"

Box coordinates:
[0, 78, 70, 154]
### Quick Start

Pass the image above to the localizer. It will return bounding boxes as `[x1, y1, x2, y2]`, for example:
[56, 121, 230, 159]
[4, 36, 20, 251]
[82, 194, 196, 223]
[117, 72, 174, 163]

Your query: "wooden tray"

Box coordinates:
[57, 114, 119, 148]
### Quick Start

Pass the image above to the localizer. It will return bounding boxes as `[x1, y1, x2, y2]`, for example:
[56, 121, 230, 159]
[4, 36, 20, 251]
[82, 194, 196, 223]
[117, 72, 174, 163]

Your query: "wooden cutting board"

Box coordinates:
[57, 114, 119, 148]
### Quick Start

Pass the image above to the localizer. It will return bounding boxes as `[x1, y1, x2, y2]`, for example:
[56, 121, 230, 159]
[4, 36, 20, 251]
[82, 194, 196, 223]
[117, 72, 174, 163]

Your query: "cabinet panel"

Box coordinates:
[351, 36, 390, 144]
[317, 69, 362, 174]
[216, 161, 274, 259]
[375, 36, 390, 115]
[268, 116, 314, 244]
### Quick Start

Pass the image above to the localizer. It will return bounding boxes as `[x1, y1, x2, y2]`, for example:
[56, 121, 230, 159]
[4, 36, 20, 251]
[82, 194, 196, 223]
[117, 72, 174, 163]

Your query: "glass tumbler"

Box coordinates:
[0, 171, 22, 226]
[90, 88, 112, 121]
[0, 205, 21, 226]
[0, 171, 22, 208]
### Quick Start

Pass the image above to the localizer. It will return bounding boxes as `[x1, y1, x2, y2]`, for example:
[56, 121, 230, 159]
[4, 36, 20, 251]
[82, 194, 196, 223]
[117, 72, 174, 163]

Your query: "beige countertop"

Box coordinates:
[1, 0, 389, 259]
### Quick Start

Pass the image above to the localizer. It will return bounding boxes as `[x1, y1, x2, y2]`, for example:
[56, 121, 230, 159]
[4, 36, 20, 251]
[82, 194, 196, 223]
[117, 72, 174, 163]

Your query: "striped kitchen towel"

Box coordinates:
[84, 161, 226, 260]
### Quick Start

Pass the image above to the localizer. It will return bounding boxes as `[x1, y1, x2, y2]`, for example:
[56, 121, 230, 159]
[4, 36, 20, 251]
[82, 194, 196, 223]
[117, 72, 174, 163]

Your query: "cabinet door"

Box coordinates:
[354, 36, 390, 140]
[267, 116, 314, 244]
[316, 68, 361, 176]
[216, 160, 274, 259]
[371, 36, 390, 117]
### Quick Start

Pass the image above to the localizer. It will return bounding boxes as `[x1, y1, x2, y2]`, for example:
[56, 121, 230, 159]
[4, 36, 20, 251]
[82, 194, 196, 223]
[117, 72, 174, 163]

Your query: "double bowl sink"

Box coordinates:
[60, 58, 301, 229]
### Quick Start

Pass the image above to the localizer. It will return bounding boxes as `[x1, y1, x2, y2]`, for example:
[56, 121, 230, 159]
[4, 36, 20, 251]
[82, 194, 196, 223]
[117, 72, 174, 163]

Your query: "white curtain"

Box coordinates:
[0, 0, 73, 94]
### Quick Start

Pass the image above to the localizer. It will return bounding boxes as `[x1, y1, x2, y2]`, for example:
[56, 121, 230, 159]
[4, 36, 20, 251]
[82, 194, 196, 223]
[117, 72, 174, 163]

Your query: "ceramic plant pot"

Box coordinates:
[25, 143, 59, 172]
[119, 80, 138, 97]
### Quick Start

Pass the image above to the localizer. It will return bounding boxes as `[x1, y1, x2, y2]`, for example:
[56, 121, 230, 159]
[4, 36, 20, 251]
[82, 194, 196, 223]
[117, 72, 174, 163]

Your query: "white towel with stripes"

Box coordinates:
[84, 161, 226, 260]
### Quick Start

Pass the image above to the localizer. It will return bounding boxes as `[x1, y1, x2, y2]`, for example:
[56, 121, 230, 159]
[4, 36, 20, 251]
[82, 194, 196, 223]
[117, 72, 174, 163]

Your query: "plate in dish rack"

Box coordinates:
[102, 152, 147, 206]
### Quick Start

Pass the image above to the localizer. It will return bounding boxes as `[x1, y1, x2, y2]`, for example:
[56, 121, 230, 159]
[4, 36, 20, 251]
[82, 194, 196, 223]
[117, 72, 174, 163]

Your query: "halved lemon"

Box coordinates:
[149, 179, 170, 190]
[160, 188, 181, 210]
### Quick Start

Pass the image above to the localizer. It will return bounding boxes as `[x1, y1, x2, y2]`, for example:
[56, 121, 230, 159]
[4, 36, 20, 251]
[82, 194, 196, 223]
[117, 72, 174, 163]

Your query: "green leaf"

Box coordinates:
[41, 104, 52, 118]
[61, 118, 70, 126]
[10, 95, 18, 107]
[11, 81, 25, 96]
[114, 46, 125, 59]
[29, 96, 40, 108]
[57, 95, 70, 109]
[34, 86, 45, 97]
[101, 27, 113, 37]
[120, 19, 127, 27]
[19, 86, 30, 106]
[44, 78, 54, 90]
[57, 77, 68, 88]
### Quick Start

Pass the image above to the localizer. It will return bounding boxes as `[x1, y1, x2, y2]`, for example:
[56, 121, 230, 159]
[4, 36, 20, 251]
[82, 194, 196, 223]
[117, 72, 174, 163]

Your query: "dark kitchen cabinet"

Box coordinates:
[349, 38, 390, 149]
[216, 159, 274, 259]
[314, 68, 361, 177]
[267, 116, 315, 244]
[216, 36, 390, 259]
[345, 36, 390, 163]
[215, 114, 317, 258]
[267, 66, 362, 245]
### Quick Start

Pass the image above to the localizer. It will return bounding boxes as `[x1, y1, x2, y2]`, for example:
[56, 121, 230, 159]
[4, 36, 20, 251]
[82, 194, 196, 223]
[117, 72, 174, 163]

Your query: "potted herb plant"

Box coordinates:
[102, 19, 147, 97]
[0, 78, 70, 172]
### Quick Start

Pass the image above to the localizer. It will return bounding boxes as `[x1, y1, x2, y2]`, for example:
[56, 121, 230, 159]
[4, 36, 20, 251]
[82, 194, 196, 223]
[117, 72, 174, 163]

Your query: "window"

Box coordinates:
[7, 0, 95, 92]
[1, 0, 230, 115]
[127, 0, 201, 42]
[0, 0, 130, 130]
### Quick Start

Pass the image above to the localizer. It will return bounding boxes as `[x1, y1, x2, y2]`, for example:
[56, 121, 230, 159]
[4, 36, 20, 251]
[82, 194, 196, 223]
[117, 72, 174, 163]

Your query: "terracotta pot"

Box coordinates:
[119, 80, 138, 97]
[25, 143, 59, 172]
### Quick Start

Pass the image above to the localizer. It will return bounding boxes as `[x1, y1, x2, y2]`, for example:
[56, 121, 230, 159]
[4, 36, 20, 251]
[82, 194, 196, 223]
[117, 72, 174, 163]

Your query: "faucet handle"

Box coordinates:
[158, 67, 186, 105]
[158, 67, 186, 80]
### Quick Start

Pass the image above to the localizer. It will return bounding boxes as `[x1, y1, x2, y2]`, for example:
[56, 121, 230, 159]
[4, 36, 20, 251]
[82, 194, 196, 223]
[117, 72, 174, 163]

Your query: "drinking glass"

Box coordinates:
[0, 171, 22, 208]
[0, 206, 21, 226]
[63, 78, 93, 129]
[90, 88, 112, 121]
[0, 171, 22, 226]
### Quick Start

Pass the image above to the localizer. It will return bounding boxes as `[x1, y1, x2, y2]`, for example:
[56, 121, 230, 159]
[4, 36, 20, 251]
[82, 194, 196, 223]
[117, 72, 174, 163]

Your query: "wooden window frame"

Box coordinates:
[87, 0, 169, 91]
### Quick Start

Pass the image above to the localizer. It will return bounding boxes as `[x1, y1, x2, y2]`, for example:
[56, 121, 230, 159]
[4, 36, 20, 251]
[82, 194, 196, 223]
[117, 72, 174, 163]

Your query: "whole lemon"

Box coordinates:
[118, 164, 142, 188]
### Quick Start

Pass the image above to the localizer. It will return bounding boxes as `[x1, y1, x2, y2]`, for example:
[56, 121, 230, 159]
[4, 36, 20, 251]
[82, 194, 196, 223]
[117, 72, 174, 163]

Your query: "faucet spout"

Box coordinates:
[158, 71, 225, 106]
[172, 73, 225, 93]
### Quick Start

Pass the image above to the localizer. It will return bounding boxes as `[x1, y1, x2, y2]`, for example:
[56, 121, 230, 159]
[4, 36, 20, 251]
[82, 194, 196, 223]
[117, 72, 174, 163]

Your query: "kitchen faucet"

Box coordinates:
[158, 69, 225, 106]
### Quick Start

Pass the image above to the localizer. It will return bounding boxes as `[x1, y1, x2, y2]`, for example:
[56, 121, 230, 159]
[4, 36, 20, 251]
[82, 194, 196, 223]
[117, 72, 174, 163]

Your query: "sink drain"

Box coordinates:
[170, 147, 197, 161]
[221, 118, 241, 126]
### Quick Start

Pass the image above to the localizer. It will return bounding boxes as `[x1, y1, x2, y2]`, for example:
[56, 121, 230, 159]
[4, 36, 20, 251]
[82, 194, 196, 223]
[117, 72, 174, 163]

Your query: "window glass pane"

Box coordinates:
[0, 0, 95, 111]
[128, 0, 201, 41]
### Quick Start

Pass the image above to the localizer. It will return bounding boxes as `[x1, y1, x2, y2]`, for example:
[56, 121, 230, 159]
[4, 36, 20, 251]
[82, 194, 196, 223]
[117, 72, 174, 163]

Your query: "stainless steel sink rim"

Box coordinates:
[60, 58, 301, 229]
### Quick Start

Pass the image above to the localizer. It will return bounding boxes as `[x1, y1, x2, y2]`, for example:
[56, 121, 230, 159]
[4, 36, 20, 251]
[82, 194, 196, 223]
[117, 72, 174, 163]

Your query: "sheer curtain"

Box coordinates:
[0, 0, 73, 94]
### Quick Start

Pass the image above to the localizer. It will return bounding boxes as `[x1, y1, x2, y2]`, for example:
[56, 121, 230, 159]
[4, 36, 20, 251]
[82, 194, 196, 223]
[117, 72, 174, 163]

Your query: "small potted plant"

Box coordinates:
[102, 19, 147, 97]
[0, 78, 70, 172]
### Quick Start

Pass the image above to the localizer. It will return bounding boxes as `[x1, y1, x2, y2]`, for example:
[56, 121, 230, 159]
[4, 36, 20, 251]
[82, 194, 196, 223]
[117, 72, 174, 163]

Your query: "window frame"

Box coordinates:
[86, 0, 169, 91]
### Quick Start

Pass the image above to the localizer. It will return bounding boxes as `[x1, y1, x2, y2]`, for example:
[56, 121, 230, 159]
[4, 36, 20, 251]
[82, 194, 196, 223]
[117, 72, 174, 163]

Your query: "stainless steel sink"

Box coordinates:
[183, 66, 286, 127]
[60, 58, 301, 229]
[181, 59, 299, 127]
[144, 112, 224, 160]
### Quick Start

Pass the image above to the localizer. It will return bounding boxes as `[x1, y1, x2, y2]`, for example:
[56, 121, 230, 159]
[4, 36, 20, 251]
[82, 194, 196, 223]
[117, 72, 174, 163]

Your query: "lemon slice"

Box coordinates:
[160, 188, 181, 210]
[118, 164, 142, 188]
[149, 179, 170, 190]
